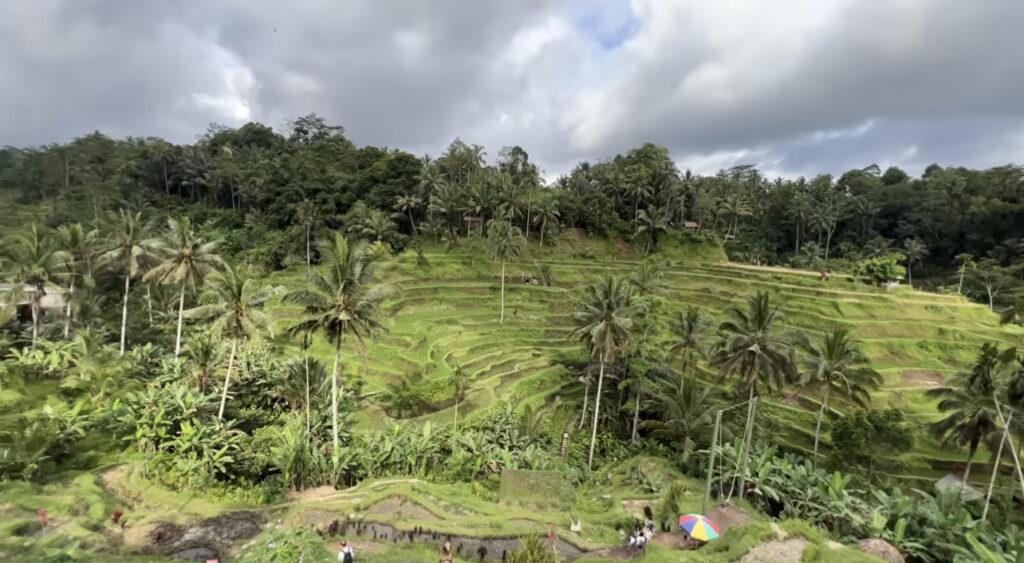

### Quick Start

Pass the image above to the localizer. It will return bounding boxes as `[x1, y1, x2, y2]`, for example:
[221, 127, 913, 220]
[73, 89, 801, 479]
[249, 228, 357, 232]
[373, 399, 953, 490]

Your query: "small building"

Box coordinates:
[934, 473, 984, 502]
[463, 216, 484, 235]
[683, 221, 700, 231]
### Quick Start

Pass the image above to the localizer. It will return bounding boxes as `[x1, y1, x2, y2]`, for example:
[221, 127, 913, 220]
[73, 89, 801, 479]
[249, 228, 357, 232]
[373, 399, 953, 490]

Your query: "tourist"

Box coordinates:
[440, 539, 453, 563]
[338, 540, 355, 562]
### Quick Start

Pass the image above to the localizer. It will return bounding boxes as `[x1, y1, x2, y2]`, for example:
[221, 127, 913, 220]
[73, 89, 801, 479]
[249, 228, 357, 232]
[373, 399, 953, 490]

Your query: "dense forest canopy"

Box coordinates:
[3, 113, 1024, 313]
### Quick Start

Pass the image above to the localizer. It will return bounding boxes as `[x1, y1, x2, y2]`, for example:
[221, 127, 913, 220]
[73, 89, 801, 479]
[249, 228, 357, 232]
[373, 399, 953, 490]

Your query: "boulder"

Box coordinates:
[858, 538, 905, 563]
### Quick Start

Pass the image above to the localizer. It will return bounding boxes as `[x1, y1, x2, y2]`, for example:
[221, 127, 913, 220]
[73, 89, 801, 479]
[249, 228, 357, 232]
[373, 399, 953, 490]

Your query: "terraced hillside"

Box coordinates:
[268, 238, 1024, 484]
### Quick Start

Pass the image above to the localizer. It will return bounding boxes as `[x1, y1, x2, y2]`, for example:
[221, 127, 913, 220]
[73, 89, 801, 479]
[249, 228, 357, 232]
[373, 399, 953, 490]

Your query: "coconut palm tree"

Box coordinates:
[5, 224, 67, 348]
[902, 238, 928, 287]
[719, 193, 752, 239]
[487, 218, 526, 324]
[361, 209, 398, 244]
[144, 217, 224, 358]
[634, 206, 671, 255]
[927, 344, 1001, 488]
[571, 276, 638, 470]
[628, 181, 654, 229]
[448, 364, 470, 446]
[292, 199, 320, 269]
[643, 376, 721, 463]
[55, 223, 99, 339]
[185, 263, 281, 419]
[394, 194, 422, 235]
[955, 253, 976, 295]
[532, 199, 560, 247]
[282, 355, 326, 435]
[101, 210, 161, 354]
[666, 307, 713, 392]
[799, 326, 881, 468]
[182, 330, 222, 393]
[285, 234, 391, 452]
[711, 291, 799, 403]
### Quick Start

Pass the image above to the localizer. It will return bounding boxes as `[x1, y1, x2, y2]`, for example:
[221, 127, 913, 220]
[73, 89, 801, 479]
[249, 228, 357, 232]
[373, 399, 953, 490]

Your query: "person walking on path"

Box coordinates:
[338, 540, 355, 562]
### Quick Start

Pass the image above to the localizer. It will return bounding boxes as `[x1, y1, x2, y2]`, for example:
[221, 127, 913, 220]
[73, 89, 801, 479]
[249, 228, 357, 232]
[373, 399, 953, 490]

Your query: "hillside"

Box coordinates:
[269, 233, 1022, 485]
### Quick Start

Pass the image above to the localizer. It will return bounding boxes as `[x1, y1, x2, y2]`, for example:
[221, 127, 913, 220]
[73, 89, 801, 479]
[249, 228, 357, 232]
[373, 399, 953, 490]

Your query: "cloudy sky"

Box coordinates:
[3, 0, 1023, 179]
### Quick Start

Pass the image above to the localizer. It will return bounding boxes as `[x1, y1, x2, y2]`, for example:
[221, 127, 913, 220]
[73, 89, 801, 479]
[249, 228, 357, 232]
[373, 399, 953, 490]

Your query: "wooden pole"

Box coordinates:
[983, 414, 1012, 522]
[702, 410, 722, 515]
[992, 395, 1024, 502]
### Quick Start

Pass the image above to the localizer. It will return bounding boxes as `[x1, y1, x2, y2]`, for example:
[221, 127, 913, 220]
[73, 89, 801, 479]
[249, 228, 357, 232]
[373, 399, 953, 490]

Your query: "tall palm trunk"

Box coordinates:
[407, 210, 417, 234]
[540, 221, 546, 247]
[305, 225, 311, 269]
[958, 267, 966, 294]
[162, 159, 169, 195]
[120, 273, 131, 355]
[305, 355, 311, 435]
[525, 197, 532, 240]
[452, 397, 459, 449]
[907, 261, 913, 286]
[588, 360, 606, 470]
[962, 451, 975, 491]
[30, 293, 40, 349]
[824, 227, 833, 260]
[631, 386, 641, 442]
[499, 259, 506, 324]
[330, 337, 342, 451]
[64, 276, 75, 339]
[579, 378, 590, 430]
[146, 284, 153, 324]
[812, 387, 829, 469]
[217, 336, 238, 420]
[794, 222, 801, 254]
[174, 283, 186, 358]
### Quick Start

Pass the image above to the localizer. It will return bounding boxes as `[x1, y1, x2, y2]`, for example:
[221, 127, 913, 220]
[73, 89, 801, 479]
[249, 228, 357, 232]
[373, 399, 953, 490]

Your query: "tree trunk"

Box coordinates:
[174, 283, 186, 358]
[579, 379, 590, 430]
[120, 273, 131, 355]
[588, 360, 606, 470]
[228, 176, 236, 209]
[305, 355, 311, 435]
[824, 227, 833, 260]
[958, 267, 965, 295]
[645, 234, 652, 256]
[983, 420, 1011, 522]
[540, 221, 546, 247]
[453, 398, 459, 449]
[30, 292, 40, 350]
[962, 451, 974, 491]
[795, 222, 801, 254]
[634, 198, 639, 230]
[525, 197, 532, 240]
[737, 386, 756, 500]
[330, 337, 342, 452]
[631, 387, 641, 443]
[146, 284, 153, 324]
[64, 276, 75, 339]
[499, 259, 506, 324]
[217, 337, 238, 420]
[988, 285, 995, 311]
[812, 388, 829, 469]
[408, 210, 417, 234]
[305, 225, 311, 269]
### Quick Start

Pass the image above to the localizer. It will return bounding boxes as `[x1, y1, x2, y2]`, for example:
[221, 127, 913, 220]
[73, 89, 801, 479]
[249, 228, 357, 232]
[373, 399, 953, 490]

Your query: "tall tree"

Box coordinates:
[185, 264, 281, 419]
[955, 253, 975, 296]
[532, 198, 560, 247]
[799, 326, 881, 468]
[571, 277, 638, 470]
[394, 194, 422, 235]
[926, 344, 1001, 488]
[448, 364, 470, 447]
[285, 234, 390, 453]
[292, 199, 320, 269]
[55, 223, 99, 338]
[643, 376, 721, 463]
[902, 238, 928, 287]
[634, 206, 671, 255]
[101, 210, 160, 354]
[144, 217, 224, 358]
[5, 224, 66, 348]
[666, 307, 713, 392]
[487, 219, 525, 324]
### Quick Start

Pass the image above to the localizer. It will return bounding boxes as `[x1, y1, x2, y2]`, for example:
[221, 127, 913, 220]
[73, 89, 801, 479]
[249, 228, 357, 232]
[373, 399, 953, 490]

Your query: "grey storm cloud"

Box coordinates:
[2, 0, 1023, 179]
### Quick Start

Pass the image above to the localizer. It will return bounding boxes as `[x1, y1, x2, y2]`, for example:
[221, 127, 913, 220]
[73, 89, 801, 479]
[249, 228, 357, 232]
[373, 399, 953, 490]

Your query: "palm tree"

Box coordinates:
[487, 219, 526, 324]
[285, 234, 391, 452]
[55, 223, 99, 338]
[532, 199, 560, 247]
[5, 224, 67, 348]
[101, 210, 160, 354]
[362, 209, 398, 244]
[799, 326, 881, 468]
[955, 253, 975, 295]
[394, 194, 422, 235]
[292, 199, 320, 269]
[719, 193, 752, 238]
[643, 376, 721, 463]
[785, 191, 812, 253]
[666, 307, 713, 392]
[283, 355, 326, 435]
[144, 217, 224, 358]
[927, 345, 1001, 488]
[571, 277, 638, 470]
[448, 364, 470, 446]
[902, 238, 928, 287]
[185, 264, 281, 419]
[182, 330, 222, 393]
[711, 291, 799, 403]
[628, 181, 654, 229]
[634, 206, 671, 255]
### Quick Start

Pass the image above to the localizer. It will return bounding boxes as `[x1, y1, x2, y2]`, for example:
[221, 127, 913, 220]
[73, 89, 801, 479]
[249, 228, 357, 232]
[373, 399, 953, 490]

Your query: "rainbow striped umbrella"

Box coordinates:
[679, 513, 721, 541]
